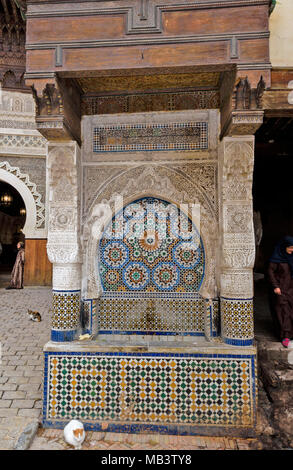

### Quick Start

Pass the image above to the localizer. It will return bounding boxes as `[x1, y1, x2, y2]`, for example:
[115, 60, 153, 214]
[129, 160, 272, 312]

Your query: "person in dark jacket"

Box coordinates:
[268, 236, 293, 348]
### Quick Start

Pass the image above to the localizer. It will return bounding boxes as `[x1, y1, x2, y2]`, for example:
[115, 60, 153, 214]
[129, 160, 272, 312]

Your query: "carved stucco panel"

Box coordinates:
[219, 137, 255, 295]
[172, 162, 218, 217]
[49, 206, 77, 232]
[82, 166, 126, 220]
[47, 144, 78, 204]
[220, 269, 253, 298]
[222, 139, 254, 202]
[47, 143, 82, 267]
[223, 204, 253, 233]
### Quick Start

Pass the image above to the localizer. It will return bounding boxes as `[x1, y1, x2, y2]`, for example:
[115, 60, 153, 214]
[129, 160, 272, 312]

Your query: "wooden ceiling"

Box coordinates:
[76, 71, 222, 95]
[0, 0, 25, 23]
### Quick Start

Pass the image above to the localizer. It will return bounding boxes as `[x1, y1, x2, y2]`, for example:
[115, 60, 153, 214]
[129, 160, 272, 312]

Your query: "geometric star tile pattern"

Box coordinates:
[99, 197, 205, 294]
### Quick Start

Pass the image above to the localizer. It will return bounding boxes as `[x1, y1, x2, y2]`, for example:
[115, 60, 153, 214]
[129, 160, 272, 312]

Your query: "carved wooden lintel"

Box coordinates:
[0, 0, 27, 90]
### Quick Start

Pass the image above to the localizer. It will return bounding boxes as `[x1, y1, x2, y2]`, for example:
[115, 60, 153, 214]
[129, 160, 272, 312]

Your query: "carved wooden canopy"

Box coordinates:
[0, 0, 27, 89]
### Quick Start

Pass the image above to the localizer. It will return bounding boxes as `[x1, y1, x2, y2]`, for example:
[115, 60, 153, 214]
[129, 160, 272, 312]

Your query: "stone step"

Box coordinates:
[275, 369, 293, 387]
[256, 340, 293, 364]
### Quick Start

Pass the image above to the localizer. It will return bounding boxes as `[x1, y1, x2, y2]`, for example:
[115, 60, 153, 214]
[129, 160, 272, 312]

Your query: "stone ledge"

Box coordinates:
[43, 338, 257, 355]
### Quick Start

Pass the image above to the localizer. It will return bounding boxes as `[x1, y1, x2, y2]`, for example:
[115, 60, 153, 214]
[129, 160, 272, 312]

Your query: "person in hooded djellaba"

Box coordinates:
[6, 241, 25, 290]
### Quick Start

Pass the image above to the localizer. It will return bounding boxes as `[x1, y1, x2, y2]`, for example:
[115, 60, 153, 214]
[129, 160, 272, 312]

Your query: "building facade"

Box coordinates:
[0, 0, 51, 285]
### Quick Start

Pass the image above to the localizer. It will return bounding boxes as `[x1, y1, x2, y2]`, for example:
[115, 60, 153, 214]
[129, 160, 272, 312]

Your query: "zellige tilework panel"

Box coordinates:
[98, 298, 206, 334]
[93, 122, 208, 152]
[44, 352, 257, 429]
[99, 197, 205, 294]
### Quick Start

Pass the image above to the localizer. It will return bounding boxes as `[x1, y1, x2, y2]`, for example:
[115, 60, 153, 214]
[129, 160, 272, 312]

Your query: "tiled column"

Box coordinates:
[219, 136, 255, 346]
[46, 142, 82, 342]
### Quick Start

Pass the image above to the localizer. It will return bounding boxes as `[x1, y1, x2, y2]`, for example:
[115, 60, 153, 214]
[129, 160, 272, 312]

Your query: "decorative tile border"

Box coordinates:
[101, 291, 202, 299]
[50, 330, 77, 342]
[43, 350, 257, 433]
[93, 122, 208, 153]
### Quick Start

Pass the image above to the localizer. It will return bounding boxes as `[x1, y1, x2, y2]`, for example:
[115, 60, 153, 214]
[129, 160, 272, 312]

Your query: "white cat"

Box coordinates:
[64, 419, 85, 450]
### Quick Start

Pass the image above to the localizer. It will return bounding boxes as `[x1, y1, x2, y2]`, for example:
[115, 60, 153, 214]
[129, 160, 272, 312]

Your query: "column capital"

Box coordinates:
[29, 77, 81, 145]
[220, 75, 265, 138]
[221, 110, 264, 138]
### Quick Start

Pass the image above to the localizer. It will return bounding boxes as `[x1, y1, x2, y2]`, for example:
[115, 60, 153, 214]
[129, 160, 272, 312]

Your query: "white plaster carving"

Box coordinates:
[52, 263, 82, 291]
[219, 136, 255, 301]
[220, 270, 253, 298]
[0, 90, 35, 115]
[47, 244, 81, 265]
[47, 144, 78, 204]
[222, 139, 254, 202]
[223, 233, 255, 246]
[0, 132, 46, 156]
[224, 205, 253, 233]
[49, 207, 77, 232]
[47, 142, 82, 272]
[222, 249, 255, 269]
[0, 161, 46, 238]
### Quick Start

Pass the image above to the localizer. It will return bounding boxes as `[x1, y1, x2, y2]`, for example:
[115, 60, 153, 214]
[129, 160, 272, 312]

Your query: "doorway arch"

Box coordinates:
[0, 163, 45, 238]
[0, 163, 51, 286]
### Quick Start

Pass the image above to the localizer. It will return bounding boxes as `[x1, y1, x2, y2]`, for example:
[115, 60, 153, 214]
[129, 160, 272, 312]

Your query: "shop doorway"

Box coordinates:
[253, 117, 293, 340]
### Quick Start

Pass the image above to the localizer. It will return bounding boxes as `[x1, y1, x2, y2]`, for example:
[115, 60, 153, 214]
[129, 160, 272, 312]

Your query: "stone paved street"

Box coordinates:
[30, 428, 261, 451]
[0, 281, 264, 451]
[0, 283, 52, 449]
